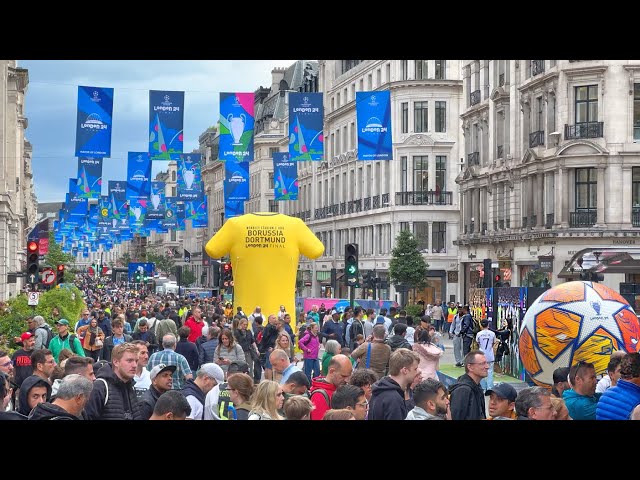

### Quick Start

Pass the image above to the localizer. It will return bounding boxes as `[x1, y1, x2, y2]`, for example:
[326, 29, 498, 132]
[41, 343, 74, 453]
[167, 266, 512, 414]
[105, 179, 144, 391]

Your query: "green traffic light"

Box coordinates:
[347, 265, 357, 274]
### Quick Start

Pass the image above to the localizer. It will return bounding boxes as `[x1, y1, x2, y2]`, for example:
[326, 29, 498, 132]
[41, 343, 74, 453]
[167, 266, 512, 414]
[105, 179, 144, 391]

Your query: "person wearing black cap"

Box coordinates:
[486, 383, 517, 420]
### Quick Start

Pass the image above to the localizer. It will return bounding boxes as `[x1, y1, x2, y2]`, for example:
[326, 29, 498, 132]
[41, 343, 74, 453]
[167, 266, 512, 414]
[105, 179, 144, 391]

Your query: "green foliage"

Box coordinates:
[44, 232, 76, 283]
[0, 285, 85, 352]
[405, 304, 424, 318]
[146, 249, 175, 276]
[119, 252, 132, 267]
[389, 230, 429, 290]
[181, 267, 197, 286]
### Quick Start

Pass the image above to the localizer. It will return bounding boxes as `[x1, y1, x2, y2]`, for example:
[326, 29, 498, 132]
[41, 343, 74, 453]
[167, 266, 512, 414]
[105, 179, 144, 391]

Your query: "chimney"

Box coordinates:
[271, 67, 286, 92]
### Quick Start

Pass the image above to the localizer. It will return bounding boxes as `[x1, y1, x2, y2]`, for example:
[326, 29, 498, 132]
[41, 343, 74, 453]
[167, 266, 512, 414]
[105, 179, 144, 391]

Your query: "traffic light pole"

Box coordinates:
[349, 285, 354, 310]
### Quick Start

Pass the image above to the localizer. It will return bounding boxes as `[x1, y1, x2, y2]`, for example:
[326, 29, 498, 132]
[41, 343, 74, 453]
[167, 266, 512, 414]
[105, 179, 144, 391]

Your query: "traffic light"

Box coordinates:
[27, 241, 39, 285]
[222, 262, 233, 287]
[345, 243, 359, 286]
[493, 268, 502, 288]
[56, 264, 65, 285]
[483, 258, 492, 288]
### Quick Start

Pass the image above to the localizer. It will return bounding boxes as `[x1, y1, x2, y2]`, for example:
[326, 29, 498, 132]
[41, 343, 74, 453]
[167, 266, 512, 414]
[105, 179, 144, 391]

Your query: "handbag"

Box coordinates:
[94, 334, 103, 348]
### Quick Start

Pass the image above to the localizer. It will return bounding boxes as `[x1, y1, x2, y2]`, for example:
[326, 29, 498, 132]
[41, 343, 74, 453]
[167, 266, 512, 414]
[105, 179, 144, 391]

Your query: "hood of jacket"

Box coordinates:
[371, 376, 404, 396]
[386, 334, 411, 350]
[18, 375, 52, 416]
[28, 401, 79, 420]
[310, 377, 338, 395]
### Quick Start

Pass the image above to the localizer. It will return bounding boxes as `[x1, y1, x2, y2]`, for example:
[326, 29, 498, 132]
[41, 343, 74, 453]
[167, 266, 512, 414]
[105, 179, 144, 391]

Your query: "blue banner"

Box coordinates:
[176, 202, 185, 231]
[225, 200, 244, 219]
[75, 86, 114, 158]
[289, 92, 324, 161]
[147, 181, 165, 220]
[126, 152, 151, 201]
[97, 195, 110, 234]
[219, 92, 254, 162]
[108, 181, 128, 230]
[67, 180, 88, 226]
[224, 161, 249, 201]
[356, 91, 392, 160]
[273, 152, 298, 200]
[128, 262, 155, 280]
[177, 153, 203, 201]
[163, 197, 178, 230]
[149, 90, 184, 160]
[191, 197, 208, 228]
[76, 157, 103, 199]
[129, 197, 147, 231]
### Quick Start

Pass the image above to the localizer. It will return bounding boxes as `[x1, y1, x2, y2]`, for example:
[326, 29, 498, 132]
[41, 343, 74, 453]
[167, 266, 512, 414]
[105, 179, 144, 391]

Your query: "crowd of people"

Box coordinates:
[2, 274, 639, 421]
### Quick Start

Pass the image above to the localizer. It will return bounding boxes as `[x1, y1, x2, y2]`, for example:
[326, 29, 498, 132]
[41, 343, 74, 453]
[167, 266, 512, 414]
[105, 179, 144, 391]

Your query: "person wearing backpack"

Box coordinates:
[298, 322, 321, 382]
[33, 316, 54, 350]
[49, 320, 85, 363]
[309, 354, 352, 420]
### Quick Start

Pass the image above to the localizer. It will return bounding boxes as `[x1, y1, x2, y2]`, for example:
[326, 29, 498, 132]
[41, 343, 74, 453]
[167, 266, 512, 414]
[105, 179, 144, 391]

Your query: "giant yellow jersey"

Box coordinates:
[205, 213, 324, 329]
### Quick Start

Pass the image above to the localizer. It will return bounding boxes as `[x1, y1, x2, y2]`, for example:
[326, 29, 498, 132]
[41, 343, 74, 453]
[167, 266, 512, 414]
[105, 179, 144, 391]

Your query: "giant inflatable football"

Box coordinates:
[519, 281, 640, 387]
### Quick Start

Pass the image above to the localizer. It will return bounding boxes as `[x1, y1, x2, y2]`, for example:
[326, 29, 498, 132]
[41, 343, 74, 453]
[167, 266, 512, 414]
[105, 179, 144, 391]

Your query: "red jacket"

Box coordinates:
[184, 317, 204, 343]
[309, 377, 338, 420]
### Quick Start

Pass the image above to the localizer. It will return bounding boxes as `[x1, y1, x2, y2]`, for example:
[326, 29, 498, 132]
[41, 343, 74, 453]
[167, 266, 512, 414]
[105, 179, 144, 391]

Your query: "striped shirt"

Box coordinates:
[147, 349, 193, 390]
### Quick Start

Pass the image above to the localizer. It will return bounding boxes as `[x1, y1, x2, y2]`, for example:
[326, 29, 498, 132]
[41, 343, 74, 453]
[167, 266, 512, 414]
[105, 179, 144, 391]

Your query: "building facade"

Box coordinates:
[455, 60, 640, 301]
[281, 60, 464, 304]
[1, 61, 37, 300]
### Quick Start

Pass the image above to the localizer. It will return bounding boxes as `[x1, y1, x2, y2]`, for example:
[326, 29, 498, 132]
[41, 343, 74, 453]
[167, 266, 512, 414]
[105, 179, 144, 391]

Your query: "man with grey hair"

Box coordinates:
[182, 363, 224, 420]
[515, 386, 555, 420]
[28, 374, 93, 420]
[147, 333, 193, 390]
[33, 316, 52, 350]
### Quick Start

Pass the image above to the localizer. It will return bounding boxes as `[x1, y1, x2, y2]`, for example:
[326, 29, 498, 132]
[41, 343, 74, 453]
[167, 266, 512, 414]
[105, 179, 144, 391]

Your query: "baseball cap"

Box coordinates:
[375, 316, 385, 325]
[55, 319, 70, 326]
[149, 363, 177, 381]
[198, 363, 225, 384]
[420, 315, 432, 324]
[20, 332, 33, 341]
[485, 383, 517, 402]
[228, 360, 249, 374]
[331, 309, 340, 316]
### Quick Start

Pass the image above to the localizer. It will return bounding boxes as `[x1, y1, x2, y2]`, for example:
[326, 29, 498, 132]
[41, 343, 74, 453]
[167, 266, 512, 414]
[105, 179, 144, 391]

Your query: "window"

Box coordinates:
[401, 60, 408, 80]
[634, 84, 640, 141]
[400, 222, 410, 232]
[415, 60, 428, 79]
[351, 83, 355, 100]
[436, 156, 446, 192]
[269, 147, 279, 157]
[170, 230, 176, 241]
[367, 74, 372, 90]
[268, 172, 274, 189]
[171, 171, 176, 182]
[413, 222, 429, 252]
[413, 156, 428, 192]
[634, 168, 640, 207]
[435, 60, 446, 79]
[172, 186, 176, 197]
[401, 102, 409, 133]
[575, 85, 598, 124]
[536, 96, 544, 131]
[337, 92, 341, 108]
[344, 88, 348, 103]
[435, 101, 446, 132]
[432, 222, 446, 253]
[350, 122, 356, 149]
[359, 78, 364, 91]
[401, 156, 408, 191]
[386, 63, 391, 83]
[575, 168, 597, 210]
[331, 97, 335, 111]
[377, 69, 381, 87]
[414, 101, 428, 132]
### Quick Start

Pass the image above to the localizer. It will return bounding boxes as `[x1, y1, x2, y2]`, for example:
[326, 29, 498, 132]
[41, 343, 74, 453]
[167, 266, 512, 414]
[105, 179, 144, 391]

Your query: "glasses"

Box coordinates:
[1, 361, 12, 368]
[534, 404, 554, 411]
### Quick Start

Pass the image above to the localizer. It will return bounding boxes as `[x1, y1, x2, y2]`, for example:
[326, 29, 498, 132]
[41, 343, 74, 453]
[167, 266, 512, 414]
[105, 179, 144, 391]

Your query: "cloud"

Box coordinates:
[20, 60, 294, 203]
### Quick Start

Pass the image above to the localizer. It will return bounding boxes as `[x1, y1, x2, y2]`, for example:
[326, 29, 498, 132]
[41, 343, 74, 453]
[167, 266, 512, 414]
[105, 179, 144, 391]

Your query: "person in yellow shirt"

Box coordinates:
[206, 212, 324, 331]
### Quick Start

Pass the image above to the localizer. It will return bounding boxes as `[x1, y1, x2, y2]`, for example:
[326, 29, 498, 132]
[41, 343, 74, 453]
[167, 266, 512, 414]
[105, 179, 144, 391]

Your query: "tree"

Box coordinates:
[181, 267, 196, 287]
[44, 232, 76, 283]
[118, 252, 132, 267]
[145, 249, 175, 277]
[389, 230, 428, 305]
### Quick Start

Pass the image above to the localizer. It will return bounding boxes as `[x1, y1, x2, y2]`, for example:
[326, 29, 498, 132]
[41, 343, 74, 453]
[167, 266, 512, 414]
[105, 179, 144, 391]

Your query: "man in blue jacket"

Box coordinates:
[596, 353, 640, 420]
[320, 310, 344, 346]
[563, 360, 601, 420]
[368, 348, 420, 420]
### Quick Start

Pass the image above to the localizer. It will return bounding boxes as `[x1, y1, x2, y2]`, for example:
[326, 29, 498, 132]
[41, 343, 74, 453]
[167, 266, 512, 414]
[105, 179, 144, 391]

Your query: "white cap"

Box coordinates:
[198, 363, 225, 384]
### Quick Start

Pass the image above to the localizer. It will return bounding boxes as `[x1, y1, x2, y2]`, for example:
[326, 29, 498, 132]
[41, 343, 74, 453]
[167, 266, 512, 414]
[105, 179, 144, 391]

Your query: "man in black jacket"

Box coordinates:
[139, 363, 176, 420]
[448, 350, 489, 420]
[459, 306, 475, 357]
[29, 374, 93, 420]
[181, 363, 224, 420]
[368, 348, 420, 420]
[385, 323, 412, 352]
[85, 343, 143, 420]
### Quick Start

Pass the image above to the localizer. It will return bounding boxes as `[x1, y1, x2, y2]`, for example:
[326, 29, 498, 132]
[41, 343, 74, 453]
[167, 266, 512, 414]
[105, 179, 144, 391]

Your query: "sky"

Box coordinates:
[19, 60, 294, 203]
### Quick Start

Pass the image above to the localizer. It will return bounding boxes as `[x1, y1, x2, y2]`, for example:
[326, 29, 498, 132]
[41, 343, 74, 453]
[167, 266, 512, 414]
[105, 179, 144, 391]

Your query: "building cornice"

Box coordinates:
[517, 71, 559, 93]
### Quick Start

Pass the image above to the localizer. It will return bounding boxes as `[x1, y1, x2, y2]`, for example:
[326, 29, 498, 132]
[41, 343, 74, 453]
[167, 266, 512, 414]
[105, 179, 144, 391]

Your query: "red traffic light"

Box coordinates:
[223, 263, 231, 272]
[57, 264, 65, 272]
[494, 274, 501, 282]
[28, 241, 38, 252]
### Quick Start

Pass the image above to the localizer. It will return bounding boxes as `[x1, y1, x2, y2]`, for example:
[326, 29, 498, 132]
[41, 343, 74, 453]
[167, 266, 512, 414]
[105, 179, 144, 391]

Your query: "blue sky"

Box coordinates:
[19, 60, 292, 203]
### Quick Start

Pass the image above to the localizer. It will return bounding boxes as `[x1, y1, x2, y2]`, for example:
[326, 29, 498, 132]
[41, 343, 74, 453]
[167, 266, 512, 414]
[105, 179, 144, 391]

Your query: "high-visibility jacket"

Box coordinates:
[447, 307, 457, 323]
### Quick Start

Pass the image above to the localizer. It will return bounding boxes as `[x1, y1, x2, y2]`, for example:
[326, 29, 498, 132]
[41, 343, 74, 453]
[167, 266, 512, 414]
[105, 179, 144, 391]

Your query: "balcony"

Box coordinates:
[468, 151, 480, 166]
[497, 144, 504, 159]
[531, 60, 545, 76]
[354, 199, 362, 212]
[522, 216, 528, 229]
[565, 122, 604, 140]
[546, 213, 554, 229]
[506, 218, 511, 229]
[529, 130, 545, 148]
[470, 89, 481, 106]
[499, 73, 505, 87]
[382, 193, 390, 206]
[481, 222, 487, 235]
[570, 210, 596, 228]
[330, 204, 339, 216]
[347, 201, 354, 214]
[340, 202, 346, 215]
[395, 190, 453, 206]
[530, 215, 537, 228]
[633, 208, 640, 227]
[372, 195, 380, 209]
[499, 219, 505, 230]
[363, 197, 371, 211]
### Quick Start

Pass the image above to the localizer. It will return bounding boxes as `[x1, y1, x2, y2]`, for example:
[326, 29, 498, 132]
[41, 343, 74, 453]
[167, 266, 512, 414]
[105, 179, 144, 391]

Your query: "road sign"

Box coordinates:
[41, 268, 56, 285]
[27, 273, 38, 284]
[347, 277, 358, 285]
[28, 291, 40, 306]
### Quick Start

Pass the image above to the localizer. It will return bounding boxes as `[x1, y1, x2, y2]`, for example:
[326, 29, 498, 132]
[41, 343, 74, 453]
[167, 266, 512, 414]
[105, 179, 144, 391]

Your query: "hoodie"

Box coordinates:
[385, 335, 411, 352]
[368, 376, 407, 420]
[17, 375, 52, 416]
[405, 406, 445, 420]
[448, 374, 486, 420]
[309, 377, 338, 420]
[28, 401, 80, 420]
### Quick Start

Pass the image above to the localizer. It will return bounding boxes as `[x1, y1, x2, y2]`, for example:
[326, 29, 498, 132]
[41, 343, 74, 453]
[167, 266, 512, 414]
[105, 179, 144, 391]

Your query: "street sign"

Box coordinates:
[27, 273, 38, 284]
[28, 291, 40, 306]
[41, 268, 56, 285]
[347, 277, 358, 285]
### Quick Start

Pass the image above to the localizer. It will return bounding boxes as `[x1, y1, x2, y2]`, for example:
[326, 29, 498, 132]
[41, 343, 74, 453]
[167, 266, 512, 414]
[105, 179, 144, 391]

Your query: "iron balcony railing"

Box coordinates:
[499, 73, 505, 87]
[570, 210, 596, 227]
[529, 130, 545, 148]
[531, 60, 545, 76]
[546, 213, 554, 229]
[470, 89, 481, 106]
[382, 193, 390, 206]
[497, 144, 504, 159]
[522, 216, 528, 229]
[363, 197, 371, 211]
[633, 208, 640, 227]
[530, 215, 537, 228]
[395, 191, 453, 206]
[340, 202, 346, 215]
[372, 195, 380, 208]
[506, 218, 511, 229]
[565, 122, 604, 139]
[354, 199, 362, 212]
[499, 219, 505, 230]
[468, 151, 480, 166]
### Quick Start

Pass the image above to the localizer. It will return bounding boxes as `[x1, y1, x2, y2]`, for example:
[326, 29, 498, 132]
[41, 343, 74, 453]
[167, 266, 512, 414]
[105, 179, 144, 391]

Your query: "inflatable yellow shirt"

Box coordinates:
[205, 213, 324, 329]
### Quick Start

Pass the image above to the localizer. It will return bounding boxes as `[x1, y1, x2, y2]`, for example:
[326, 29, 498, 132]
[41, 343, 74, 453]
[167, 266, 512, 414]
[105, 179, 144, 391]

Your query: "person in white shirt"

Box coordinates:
[595, 351, 625, 393]
[405, 317, 416, 347]
[475, 320, 496, 392]
[132, 340, 151, 398]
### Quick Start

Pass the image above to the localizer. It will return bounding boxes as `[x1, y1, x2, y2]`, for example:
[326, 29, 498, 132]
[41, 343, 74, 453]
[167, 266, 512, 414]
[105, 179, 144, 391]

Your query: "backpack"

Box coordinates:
[38, 325, 54, 348]
[67, 334, 78, 352]
[310, 387, 331, 409]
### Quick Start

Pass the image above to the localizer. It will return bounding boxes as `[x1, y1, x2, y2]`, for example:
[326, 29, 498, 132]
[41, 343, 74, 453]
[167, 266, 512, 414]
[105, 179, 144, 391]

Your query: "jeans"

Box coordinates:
[303, 358, 320, 382]
[452, 335, 463, 364]
[480, 362, 495, 392]
[462, 335, 473, 357]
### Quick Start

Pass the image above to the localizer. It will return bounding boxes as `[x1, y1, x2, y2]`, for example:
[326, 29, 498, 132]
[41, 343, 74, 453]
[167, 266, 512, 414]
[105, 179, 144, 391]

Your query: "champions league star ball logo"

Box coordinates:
[162, 95, 172, 107]
[519, 281, 640, 387]
[91, 91, 101, 102]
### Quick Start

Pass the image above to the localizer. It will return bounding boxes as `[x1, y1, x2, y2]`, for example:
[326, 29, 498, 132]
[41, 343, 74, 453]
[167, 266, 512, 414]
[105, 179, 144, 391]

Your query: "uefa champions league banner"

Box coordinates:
[76, 158, 103, 199]
[224, 161, 249, 201]
[219, 92, 255, 162]
[191, 197, 208, 228]
[225, 199, 244, 219]
[97, 195, 110, 234]
[273, 152, 298, 200]
[175, 202, 185, 231]
[67, 180, 88, 226]
[147, 181, 166, 220]
[108, 181, 128, 231]
[163, 197, 178, 230]
[75, 86, 114, 158]
[289, 92, 323, 161]
[177, 153, 203, 201]
[129, 197, 148, 231]
[126, 152, 152, 201]
[356, 91, 392, 160]
[149, 90, 184, 161]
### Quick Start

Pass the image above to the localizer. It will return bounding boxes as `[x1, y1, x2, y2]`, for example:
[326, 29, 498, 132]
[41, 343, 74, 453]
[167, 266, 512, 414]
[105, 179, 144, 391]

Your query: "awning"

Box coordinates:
[558, 247, 640, 278]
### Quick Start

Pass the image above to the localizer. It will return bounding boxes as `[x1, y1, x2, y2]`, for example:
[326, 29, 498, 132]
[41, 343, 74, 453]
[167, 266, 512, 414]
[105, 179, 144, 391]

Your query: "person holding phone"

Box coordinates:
[214, 328, 246, 377]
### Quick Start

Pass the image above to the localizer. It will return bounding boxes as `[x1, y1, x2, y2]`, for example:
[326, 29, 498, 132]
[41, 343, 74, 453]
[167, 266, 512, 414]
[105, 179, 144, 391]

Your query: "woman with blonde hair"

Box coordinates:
[248, 380, 284, 420]
[227, 373, 255, 420]
[215, 328, 246, 377]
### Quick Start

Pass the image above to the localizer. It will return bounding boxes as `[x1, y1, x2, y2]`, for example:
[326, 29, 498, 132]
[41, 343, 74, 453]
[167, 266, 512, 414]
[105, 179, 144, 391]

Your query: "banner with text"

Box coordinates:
[147, 181, 166, 220]
[175, 202, 186, 231]
[356, 91, 392, 160]
[149, 90, 184, 160]
[273, 152, 298, 200]
[126, 152, 151, 202]
[163, 197, 178, 230]
[289, 92, 323, 161]
[108, 180, 128, 231]
[75, 86, 113, 158]
[224, 161, 249, 201]
[76, 157, 103, 199]
[219, 92, 254, 162]
[177, 153, 203, 201]
[191, 197, 208, 229]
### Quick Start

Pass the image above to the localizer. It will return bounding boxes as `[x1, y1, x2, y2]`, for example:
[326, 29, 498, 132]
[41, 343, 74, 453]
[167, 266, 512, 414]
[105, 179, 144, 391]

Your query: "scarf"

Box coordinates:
[88, 324, 99, 346]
